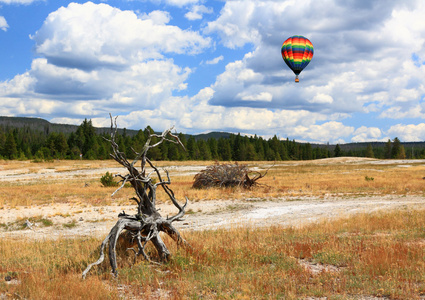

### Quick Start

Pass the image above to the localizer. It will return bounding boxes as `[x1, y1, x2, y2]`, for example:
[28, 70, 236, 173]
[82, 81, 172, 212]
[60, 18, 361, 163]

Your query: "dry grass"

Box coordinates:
[1, 158, 425, 298]
[160, 158, 425, 201]
[1, 158, 425, 208]
[1, 209, 424, 299]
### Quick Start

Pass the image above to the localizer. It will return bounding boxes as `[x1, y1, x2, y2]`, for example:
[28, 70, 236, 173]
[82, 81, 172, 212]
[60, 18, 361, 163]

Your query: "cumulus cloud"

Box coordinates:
[185, 4, 213, 20]
[32, 3, 210, 70]
[380, 105, 425, 119]
[0, 2, 209, 120]
[351, 126, 384, 143]
[0, 16, 8, 31]
[203, 0, 425, 142]
[387, 123, 425, 141]
[292, 122, 355, 144]
[2, 0, 425, 144]
[204, 1, 262, 49]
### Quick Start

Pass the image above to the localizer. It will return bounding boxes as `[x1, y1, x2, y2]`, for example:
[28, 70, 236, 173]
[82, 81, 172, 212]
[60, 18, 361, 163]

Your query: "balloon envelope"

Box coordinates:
[281, 35, 314, 82]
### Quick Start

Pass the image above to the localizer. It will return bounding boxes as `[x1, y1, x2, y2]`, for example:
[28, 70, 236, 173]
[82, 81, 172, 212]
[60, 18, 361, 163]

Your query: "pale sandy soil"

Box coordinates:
[1, 157, 425, 240]
[1, 194, 424, 240]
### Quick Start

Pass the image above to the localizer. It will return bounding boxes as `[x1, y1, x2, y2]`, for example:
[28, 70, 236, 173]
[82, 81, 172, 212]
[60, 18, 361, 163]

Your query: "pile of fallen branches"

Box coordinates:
[192, 162, 267, 189]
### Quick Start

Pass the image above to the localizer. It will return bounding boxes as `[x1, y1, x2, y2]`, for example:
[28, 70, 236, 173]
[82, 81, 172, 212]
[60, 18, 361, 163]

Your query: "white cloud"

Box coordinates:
[163, 0, 199, 7]
[204, 1, 261, 49]
[50, 117, 85, 126]
[0, 16, 8, 31]
[205, 55, 223, 65]
[202, 0, 425, 142]
[185, 4, 213, 20]
[387, 123, 425, 141]
[292, 122, 355, 144]
[351, 126, 383, 142]
[311, 93, 333, 104]
[32, 2, 211, 69]
[237, 92, 272, 102]
[3, 0, 425, 144]
[0, 2, 209, 120]
[379, 105, 425, 119]
[0, 71, 35, 95]
[140, 10, 171, 24]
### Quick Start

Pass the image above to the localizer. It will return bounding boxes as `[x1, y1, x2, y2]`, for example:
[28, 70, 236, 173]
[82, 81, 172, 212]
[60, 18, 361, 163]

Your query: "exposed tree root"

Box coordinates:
[82, 115, 189, 278]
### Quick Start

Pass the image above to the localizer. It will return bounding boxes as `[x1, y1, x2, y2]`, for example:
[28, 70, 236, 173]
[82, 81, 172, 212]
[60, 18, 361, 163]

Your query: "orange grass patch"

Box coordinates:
[2, 158, 425, 208]
[1, 209, 424, 299]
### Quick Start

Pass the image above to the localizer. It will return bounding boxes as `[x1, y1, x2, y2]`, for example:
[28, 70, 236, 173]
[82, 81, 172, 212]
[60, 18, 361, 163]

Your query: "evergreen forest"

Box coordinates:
[0, 118, 424, 161]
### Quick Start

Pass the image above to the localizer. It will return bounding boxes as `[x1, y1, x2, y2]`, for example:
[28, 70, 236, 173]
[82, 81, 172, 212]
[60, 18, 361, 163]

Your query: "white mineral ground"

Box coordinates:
[1, 158, 425, 240]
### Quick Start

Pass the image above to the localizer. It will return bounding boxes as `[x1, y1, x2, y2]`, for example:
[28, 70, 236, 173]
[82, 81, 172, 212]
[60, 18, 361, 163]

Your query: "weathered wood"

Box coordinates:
[82, 115, 189, 278]
[192, 162, 269, 189]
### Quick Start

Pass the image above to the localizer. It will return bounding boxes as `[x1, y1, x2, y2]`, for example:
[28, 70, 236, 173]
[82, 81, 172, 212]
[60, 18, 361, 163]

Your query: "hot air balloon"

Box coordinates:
[281, 35, 314, 82]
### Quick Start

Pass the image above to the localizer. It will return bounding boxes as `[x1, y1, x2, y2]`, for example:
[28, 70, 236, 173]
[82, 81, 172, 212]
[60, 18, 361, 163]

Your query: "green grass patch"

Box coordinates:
[62, 220, 77, 228]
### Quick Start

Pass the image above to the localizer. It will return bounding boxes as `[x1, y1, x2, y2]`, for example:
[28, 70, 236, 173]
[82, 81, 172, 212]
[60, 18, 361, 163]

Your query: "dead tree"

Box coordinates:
[192, 162, 268, 189]
[82, 116, 189, 278]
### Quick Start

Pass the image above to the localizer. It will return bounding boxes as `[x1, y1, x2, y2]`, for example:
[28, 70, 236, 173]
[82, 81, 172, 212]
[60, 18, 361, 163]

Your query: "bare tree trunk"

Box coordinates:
[82, 115, 189, 278]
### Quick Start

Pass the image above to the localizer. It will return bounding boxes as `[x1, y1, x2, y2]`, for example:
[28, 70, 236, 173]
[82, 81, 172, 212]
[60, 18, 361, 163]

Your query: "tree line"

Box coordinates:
[0, 119, 422, 161]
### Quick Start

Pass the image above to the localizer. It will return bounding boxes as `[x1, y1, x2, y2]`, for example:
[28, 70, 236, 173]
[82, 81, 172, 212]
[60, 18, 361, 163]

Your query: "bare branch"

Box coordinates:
[193, 162, 270, 189]
[83, 115, 189, 278]
[111, 174, 131, 197]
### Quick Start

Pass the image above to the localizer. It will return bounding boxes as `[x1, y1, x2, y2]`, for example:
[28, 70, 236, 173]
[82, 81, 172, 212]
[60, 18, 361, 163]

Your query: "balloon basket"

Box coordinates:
[295, 78, 299, 83]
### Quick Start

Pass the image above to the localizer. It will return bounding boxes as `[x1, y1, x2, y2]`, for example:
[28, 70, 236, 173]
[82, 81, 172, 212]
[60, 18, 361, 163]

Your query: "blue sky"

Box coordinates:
[1, 0, 425, 144]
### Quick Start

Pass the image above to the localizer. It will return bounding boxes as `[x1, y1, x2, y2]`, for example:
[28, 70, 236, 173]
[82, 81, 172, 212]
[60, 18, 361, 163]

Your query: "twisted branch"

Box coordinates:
[83, 115, 189, 278]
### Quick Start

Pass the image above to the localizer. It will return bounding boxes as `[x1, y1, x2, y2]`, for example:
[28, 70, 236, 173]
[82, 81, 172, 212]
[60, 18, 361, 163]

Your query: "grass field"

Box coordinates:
[1, 158, 425, 208]
[1, 158, 425, 299]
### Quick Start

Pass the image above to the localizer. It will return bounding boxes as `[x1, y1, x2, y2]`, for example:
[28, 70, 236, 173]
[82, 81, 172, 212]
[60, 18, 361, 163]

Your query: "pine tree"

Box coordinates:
[334, 144, 341, 157]
[391, 137, 403, 159]
[232, 133, 243, 161]
[167, 142, 180, 160]
[384, 139, 392, 159]
[0, 130, 6, 158]
[218, 138, 232, 161]
[178, 133, 188, 160]
[198, 140, 212, 160]
[365, 143, 374, 158]
[187, 136, 200, 160]
[254, 136, 265, 160]
[245, 143, 257, 160]
[4, 132, 18, 159]
[398, 145, 406, 159]
[208, 138, 219, 160]
[303, 143, 313, 160]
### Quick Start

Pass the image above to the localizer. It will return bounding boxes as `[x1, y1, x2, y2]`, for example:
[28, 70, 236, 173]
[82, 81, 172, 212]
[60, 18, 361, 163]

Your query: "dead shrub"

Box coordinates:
[192, 162, 267, 189]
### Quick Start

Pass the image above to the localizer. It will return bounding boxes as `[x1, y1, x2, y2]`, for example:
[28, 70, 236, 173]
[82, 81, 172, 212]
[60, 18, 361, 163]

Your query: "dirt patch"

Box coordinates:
[298, 258, 343, 276]
[1, 195, 424, 240]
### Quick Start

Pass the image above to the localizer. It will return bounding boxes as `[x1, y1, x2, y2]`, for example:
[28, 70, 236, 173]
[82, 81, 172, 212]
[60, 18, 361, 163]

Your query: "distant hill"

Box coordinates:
[313, 141, 425, 151]
[191, 131, 231, 140]
[0, 116, 230, 141]
[2, 116, 425, 149]
[0, 116, 78, 135]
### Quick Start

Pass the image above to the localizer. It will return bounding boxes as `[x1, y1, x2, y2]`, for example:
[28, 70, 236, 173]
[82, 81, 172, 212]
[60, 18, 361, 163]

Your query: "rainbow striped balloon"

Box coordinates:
[281, 35, 314, 82]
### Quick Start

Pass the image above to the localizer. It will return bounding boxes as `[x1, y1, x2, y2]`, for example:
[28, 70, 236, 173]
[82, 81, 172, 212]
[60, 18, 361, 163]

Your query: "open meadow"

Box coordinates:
[1, 157, 425, 299]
